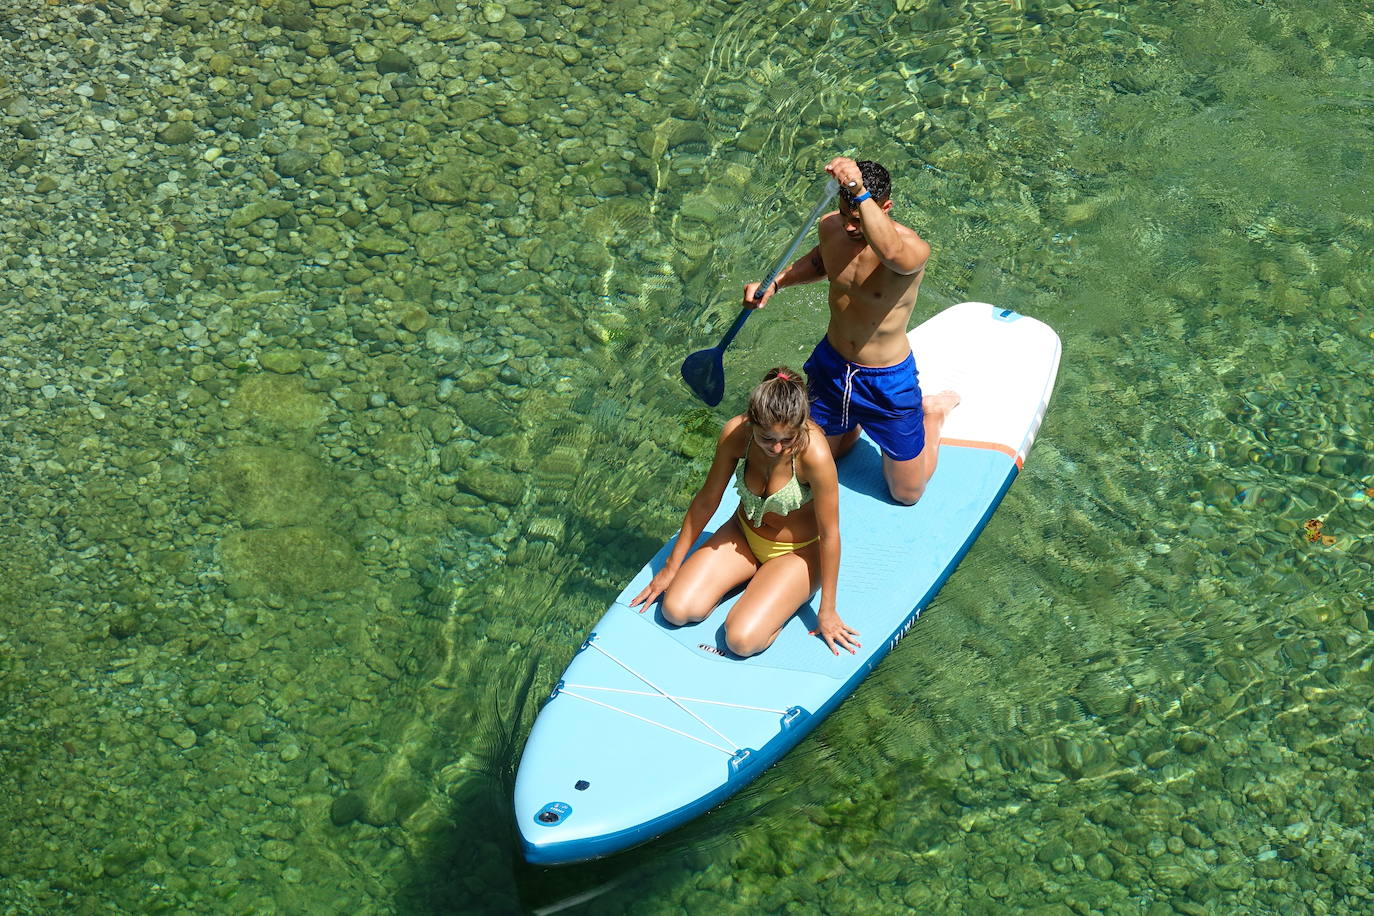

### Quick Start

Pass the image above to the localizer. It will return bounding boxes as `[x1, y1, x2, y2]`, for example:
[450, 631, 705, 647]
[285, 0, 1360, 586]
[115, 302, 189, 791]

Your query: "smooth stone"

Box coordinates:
[1212, 862, 1249, 890]
[358, 233, 409, 255]
[259, 349, 304, 374]
[455, 467, 524, 506]
[330, 793, 365, 826]
[1176, 732, 1208, 754]
[215, 446, 332, 527]
[377, 50, 413, 73]
[157, 121, 196, 144]
[226, 199, 292, 230]
[231, 374, 328, 429]
[1283, 821, 1310, 841]
[453, 395, 511, 437]
[417, 173, 465, 204]
[261, 840, 294, 862]
[276, 149, 318, 177]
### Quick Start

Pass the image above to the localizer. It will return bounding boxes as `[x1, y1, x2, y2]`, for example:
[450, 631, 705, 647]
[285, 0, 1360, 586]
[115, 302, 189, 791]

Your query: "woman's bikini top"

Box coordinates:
[734, 447, 813, 526]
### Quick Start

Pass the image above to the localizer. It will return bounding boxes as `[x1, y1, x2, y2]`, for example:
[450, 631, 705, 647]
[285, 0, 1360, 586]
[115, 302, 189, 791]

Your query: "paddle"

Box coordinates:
[680, 178, 841, 406]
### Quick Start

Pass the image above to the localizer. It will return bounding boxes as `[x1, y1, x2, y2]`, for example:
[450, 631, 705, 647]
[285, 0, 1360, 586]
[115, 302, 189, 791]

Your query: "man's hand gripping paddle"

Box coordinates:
[680, 178, 840, 406]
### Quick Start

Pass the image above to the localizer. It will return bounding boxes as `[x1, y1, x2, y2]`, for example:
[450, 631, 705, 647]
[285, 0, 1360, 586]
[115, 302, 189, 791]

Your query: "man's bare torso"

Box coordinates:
[817, 212, 925, 367]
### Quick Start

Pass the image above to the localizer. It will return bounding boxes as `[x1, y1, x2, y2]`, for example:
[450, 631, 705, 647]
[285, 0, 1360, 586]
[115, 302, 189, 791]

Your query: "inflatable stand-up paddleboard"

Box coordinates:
[515, 302, 1060, 865]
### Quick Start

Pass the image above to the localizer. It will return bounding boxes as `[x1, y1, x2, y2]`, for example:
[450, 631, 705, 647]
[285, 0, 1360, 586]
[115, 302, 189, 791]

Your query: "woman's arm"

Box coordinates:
[629, 417, 745, 609]
[804, 436, 860, 654]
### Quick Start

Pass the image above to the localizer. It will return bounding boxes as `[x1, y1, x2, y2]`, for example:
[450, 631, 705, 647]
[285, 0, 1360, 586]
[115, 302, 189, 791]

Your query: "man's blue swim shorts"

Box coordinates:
[803, 336, 925, 461]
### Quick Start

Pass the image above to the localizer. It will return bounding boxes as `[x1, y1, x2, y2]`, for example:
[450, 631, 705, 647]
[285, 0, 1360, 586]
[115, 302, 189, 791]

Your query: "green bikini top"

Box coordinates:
[734, 448, 813, 526]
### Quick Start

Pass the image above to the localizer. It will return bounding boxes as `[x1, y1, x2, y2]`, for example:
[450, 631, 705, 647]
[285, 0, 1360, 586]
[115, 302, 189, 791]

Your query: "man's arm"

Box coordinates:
[742, 244, 827, 308]
[824, 156, 929, 275]
[851, 202, 928, 276]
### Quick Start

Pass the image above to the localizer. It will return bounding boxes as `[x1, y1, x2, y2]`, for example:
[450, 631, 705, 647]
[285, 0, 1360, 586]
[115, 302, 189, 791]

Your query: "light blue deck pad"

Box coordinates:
[516, 439, 1017, 865]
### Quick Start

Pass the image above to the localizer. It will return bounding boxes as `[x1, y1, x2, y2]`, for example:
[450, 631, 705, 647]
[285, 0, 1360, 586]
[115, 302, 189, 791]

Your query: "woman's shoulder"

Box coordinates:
[718, 414, 750, 455]
[797, 422, 836, 479]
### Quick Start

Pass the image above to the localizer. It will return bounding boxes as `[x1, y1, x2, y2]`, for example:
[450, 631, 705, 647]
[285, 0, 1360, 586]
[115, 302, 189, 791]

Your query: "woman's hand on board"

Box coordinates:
[629, 567, 676, 612]
[814, 609, 860, 655]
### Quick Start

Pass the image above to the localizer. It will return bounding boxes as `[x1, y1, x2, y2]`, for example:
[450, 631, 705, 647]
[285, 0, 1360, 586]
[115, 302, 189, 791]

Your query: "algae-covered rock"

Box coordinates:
[100, 840, 150, 877]
[230, 374, 328, 430]
[1074, 670, 1130, 718]
[330, 792, 365, 826]
[376, 50, 413, 74]
[276, 149, 318, 177]
[358, 233, 409, 255]
[218, 525, 361, 596]
[216, 446, 333, 526]
[416, 171, 466, 204]
[453, 393, 512, 437]
[455, 466, 524, 505]
[259, 349, 305, 374]
[157, 121, 195, 144]
[226, 199, 293, 230]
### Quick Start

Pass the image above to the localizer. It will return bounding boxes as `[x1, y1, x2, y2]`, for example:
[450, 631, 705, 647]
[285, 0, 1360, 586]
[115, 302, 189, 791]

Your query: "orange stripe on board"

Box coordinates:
[941, 438, 1023, 469]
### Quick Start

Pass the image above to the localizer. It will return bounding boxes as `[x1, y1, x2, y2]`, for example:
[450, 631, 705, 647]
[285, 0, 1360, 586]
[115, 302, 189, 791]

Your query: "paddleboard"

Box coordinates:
[514, 302, 1061, 865]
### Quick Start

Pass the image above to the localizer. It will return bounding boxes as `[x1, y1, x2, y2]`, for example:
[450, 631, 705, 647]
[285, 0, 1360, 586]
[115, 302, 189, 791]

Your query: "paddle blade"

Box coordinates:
[680, 347, 725, 406]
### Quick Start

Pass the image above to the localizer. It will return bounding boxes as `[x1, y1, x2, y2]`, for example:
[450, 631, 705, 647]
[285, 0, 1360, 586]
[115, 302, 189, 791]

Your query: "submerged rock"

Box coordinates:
[218, 525, 362, 596]
[216, 446, 333, 527]
[231, 374, 329, 430]
[330, 792, 365, 826]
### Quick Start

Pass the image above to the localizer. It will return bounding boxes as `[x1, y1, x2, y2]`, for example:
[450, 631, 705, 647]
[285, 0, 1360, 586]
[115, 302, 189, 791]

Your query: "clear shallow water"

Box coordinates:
[2, 0, 1372, 913]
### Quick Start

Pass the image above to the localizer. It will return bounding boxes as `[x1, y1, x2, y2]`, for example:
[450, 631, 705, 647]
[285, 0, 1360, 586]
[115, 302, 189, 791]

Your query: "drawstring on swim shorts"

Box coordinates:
[841, 364, 860, 430]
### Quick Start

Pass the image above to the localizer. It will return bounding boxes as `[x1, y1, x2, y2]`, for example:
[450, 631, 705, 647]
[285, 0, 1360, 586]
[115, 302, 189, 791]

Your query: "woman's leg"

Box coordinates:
[722, 544, 820, 657]
[660, 517, 759, 626]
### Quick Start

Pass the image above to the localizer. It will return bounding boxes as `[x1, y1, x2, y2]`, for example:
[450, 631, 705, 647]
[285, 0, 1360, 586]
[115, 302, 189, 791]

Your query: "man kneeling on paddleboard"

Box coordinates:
[629, 369, 860, 656]
[745, 157, 960, 506]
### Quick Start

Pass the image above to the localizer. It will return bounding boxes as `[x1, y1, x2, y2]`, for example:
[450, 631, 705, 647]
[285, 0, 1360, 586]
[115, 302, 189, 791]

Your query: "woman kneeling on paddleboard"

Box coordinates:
[630, 368, 859, 656]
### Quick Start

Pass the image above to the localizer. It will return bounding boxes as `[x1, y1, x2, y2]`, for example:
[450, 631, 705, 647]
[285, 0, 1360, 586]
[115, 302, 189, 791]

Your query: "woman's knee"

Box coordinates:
[661, 588, 710, 626]
[724, 618, 773, 658]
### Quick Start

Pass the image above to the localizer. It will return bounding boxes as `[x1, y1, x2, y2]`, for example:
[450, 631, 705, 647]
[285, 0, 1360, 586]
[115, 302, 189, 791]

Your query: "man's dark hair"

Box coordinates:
[842, 160, 891, 204]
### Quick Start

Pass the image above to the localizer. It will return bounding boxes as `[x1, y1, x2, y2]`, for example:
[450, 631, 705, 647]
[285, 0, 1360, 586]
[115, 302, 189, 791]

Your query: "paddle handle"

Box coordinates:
[713, 179, 839, 352]
[751, 178, 840, 303]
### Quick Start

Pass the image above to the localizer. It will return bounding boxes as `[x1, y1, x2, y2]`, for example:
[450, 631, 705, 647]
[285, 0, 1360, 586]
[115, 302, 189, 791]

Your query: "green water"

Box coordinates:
[2, 0, 1372, 912]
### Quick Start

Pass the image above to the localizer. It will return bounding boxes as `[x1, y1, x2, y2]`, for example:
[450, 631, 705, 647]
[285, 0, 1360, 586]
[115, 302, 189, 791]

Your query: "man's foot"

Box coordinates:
[924, 390, 961, 421]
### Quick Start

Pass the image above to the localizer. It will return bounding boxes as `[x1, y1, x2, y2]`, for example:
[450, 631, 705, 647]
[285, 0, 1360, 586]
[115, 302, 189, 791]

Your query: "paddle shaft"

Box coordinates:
[711, 179, 840, 352]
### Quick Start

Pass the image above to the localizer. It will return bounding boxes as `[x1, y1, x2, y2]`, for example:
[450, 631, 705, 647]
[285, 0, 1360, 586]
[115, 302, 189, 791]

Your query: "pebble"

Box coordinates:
[261, 840, 294, 862]
[157, 122, 196, 144]
[160, 725, 198, 749]
[330, 793, 365, 827]
[259, 349, 304, 374]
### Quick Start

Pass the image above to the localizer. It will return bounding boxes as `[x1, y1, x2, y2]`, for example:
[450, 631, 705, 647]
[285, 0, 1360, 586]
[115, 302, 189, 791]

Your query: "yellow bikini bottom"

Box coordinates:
[737, 508, 819, 563]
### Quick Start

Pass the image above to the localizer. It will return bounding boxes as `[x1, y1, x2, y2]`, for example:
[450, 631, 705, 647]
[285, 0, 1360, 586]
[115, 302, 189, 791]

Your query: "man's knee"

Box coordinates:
[889, 480, 925, 506]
